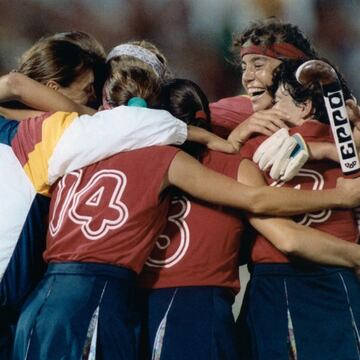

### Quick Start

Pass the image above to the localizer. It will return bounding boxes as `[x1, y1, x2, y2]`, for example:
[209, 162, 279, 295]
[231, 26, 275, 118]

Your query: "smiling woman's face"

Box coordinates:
[241, 54, 282, 112]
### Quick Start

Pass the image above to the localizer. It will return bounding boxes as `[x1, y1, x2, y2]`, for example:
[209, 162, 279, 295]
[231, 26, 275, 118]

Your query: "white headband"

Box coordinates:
[106, 44, 165, 78]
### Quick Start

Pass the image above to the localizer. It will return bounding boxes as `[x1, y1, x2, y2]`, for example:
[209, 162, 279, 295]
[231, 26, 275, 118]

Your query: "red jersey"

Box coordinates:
[139, 151, 244, 293]
[240, 121, 358, 263]
[210, 95, 253, 138]
[44, 146, 180, 274]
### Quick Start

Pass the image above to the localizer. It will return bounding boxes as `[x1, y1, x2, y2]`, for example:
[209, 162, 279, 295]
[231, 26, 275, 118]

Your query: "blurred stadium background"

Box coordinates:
[1, 0, 360, 101]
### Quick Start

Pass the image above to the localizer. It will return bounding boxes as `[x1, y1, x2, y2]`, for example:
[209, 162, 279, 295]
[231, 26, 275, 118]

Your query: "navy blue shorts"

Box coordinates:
[140, 286, 241, 360]
[12, 262, 139, 360]
[237, 263, 360, 360]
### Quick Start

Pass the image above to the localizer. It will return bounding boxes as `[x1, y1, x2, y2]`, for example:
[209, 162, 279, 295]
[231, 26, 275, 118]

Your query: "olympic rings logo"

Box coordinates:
[345, 161, 357, 169]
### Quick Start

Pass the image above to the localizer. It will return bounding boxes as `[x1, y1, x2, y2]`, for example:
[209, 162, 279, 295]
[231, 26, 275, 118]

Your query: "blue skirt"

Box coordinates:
[140, 286, 241, 360]
[12, 262, 139, 360]
[237, 263, 360, 360]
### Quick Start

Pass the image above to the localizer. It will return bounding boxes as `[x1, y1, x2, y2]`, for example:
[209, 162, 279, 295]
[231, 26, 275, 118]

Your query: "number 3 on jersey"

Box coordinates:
[146, 195, 191, 268]
[49, 169, 128, 240]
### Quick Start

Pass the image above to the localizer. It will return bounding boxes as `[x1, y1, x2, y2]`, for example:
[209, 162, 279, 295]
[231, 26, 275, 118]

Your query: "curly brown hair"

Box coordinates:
[269, 58, 353, 124]
[232, 17, 318, 64]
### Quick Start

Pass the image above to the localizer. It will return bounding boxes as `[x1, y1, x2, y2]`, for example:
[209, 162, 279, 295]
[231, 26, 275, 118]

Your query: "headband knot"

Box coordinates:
[195, 110, 207, 120]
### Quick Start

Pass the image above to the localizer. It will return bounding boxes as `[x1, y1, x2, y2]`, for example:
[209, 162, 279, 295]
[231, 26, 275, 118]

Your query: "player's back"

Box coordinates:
[140, 150, 245, 292]
[45, 145, 180, 274]
[251, 121, 358, 263]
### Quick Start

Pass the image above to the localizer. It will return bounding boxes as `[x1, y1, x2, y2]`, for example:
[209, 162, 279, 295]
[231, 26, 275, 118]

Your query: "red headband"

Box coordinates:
[195, 110, 207, 121]
[240, 43, 306, 60]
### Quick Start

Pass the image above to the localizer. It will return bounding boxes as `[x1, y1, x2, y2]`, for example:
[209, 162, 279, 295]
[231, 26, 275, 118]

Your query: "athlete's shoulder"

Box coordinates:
[108, 145, 181, 168]
[11, 111, 79, 196]
[132, 144, 180, 155]
[210, 95, 253, 138]
[210, 95, 253, 113]
[202, 150, 241, 179]
[16, 111, 78, 140]
[290, 119, 333, 142]
[238, 135, 266, 161]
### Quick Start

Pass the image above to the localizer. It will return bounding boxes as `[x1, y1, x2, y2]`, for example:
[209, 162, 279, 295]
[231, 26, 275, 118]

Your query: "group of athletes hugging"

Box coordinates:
[1, 17, 360, 360]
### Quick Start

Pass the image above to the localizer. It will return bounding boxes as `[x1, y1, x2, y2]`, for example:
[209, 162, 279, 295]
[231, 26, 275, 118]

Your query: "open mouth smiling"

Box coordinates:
[247, 88, 266, 100]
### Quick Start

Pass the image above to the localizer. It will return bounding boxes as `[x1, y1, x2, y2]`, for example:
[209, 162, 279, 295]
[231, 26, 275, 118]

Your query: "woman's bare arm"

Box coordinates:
[250, 216, 360, 267]
[228, 108, 290, 143]
[238, 158, 360, 268]
[0, 73, 95, 117]
[307, 142, 339, 162]
[187, 125, 239, 153]
[165, 151, 360, 216]
[0, 106, 44, 121]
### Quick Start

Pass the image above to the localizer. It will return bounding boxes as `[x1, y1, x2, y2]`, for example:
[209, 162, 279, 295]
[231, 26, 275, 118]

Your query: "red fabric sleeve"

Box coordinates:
[210, 95, 253, 138]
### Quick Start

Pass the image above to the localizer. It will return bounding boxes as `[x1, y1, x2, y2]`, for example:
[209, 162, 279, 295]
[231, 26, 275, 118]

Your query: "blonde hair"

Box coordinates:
[105, 40, 169, 107]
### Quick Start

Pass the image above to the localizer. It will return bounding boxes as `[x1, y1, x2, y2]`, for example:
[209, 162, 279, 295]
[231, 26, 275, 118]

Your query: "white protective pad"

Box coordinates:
[253, 129, 309, 181]
[253, 128, 291, 171]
